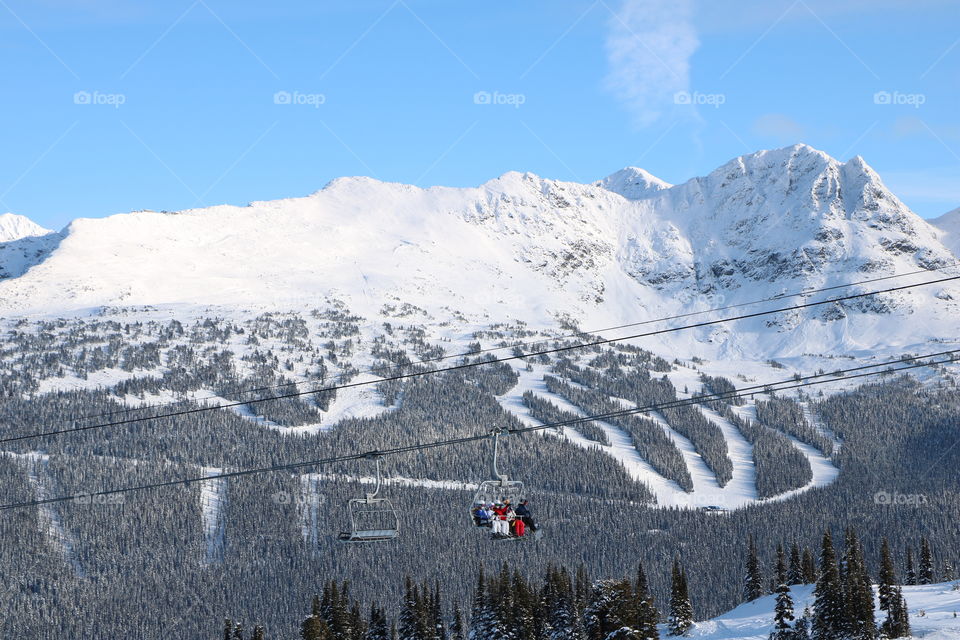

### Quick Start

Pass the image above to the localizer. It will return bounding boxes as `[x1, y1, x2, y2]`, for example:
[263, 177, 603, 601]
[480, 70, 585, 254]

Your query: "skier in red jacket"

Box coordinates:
[491, 502, 510, 538]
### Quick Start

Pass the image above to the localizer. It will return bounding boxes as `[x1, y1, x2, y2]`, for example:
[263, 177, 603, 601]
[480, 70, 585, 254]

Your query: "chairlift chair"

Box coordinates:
[470, 429, 534, 540]
[338, 455, 400, 543]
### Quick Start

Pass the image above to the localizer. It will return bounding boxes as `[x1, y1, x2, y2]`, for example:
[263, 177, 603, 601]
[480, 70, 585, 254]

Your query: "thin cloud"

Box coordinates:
[604, 0, 699, 128]
[752, 113, 806, 142]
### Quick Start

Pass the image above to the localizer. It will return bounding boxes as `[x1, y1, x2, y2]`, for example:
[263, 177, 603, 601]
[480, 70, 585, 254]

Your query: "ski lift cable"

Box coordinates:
[0, 349, 955, 511]
[2, 274, 958, 446]
[71, 263, 960, 423]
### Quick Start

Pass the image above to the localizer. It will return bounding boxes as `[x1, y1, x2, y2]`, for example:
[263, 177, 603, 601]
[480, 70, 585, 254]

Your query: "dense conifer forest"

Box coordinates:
[219, 526, 948, 639]
[0, 310, 957, 638]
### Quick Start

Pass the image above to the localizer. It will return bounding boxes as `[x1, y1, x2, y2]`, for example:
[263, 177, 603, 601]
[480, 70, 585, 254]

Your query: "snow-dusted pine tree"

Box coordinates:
[634, 562, 660, 640]
[584, 579, 634, 639]
[842, 528, 877, 640]
[905, 548, 917, 586]
[812, 531, 844, 640]
[788, 543, 804, 586]
[880, 587, 911, 639]
[919, 537, 935, 585]
[769, 583, 795, 640]
[668, 560, 693, 636]
[744, 535, 765, 602]
[878, 538, 897, 613]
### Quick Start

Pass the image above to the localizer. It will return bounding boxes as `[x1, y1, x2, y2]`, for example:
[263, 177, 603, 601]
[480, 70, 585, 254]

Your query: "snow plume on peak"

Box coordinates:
[0, 213, 52, 242]
[597, 167, 672, 199]
[604, 0, 699, 128]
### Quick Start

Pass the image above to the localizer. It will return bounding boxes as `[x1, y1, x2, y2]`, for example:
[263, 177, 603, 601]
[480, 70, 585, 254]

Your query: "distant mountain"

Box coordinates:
[0, 213, 50, 242]
[594, 166, 672, 199]
[930, 206, 960, 256]
[0, 144, 956, 358]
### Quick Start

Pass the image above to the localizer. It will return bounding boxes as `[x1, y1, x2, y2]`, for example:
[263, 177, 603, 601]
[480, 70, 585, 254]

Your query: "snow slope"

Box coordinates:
[0, 144, 957, 361]
[688, 582, 960, 640]
[199, 467, 226, 565]
[931, 207, 960, 256]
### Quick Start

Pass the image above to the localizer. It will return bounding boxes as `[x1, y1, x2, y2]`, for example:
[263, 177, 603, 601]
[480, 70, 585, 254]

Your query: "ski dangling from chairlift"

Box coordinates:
[469, 428, 541, 541]
[338, 453, 400, 543]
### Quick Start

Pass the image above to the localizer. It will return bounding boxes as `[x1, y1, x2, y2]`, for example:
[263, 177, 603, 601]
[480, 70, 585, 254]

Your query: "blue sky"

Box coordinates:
[1, 0, 958, 230]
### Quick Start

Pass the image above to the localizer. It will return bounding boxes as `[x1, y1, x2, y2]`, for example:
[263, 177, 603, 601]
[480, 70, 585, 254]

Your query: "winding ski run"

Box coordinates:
[499, 365, 838, 510]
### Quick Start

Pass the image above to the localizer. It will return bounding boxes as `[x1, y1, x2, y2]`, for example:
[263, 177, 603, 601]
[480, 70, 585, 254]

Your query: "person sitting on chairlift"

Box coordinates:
[473, 503, 492, 527]
[515, 499, 536, 532]
[491, 502, 511, 538]
[512, 512, 525, 537]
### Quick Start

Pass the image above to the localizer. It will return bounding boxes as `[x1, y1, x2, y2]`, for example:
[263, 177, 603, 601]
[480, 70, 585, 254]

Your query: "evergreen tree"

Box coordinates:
[769, 583, 795, 640]
[322, 583, 335, 629]
[252, 626, 266, 640]
[305, 594, 334, 640]
[775, 544, 788, 588]
[351, 602, 367, 640]
[510, 570, 535, 640]
[545, 567, 584, 640]
[788, 543, 804, 586]
[224, 619, 234, 640]
[575, 565, 590, 618]
[584, 579, 635, 640]
[801, 548, 818, 584]
[414, 582, 432, 640]
[397, 576, 430, 640]
[490, 564, 514, 638]
[944, 561, 956, 582]
[668, 560, 693, 636]
[794, 607, 812, 640]
[399, 577, 422, 640]
[468, 568, 494, 640]
[744, 535, 765, 602]
[234, 622, 245, 640]
[905, 548, 917, 586]
[919, 537, 935, 585]
[323, 581, 354, 640]
[366, 605, 391, 640]
[432, 582, 446, 640]
[878, 538, 897, 613]
[841, 528, 876, 640]
[880, 587, 911, 639]
[812, 531, 845, 640]
[450, 605, 465, 640]
[633, 562, 660, 640]
[540, 565, 561, 640]
[303, 616, 334, 640]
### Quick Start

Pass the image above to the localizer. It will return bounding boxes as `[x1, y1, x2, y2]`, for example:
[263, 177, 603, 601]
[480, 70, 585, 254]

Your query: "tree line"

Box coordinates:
[217, 525, 952, 640]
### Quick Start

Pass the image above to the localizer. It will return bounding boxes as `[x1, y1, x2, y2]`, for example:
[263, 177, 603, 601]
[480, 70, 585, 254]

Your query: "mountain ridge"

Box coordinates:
[1, 144, 957, 360]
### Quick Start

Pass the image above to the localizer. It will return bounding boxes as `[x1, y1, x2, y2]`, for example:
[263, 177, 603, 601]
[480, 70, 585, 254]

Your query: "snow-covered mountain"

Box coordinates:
[688, 582, 960, 640]
[594, 166, 672, 199]
[0, 212, 51, 242]
[931, 207, 960, 256]
[1, 144, 957, 359]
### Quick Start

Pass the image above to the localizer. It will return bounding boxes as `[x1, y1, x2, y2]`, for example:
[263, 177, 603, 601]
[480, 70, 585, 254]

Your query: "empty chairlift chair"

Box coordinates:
[338, 454, 400, 543]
